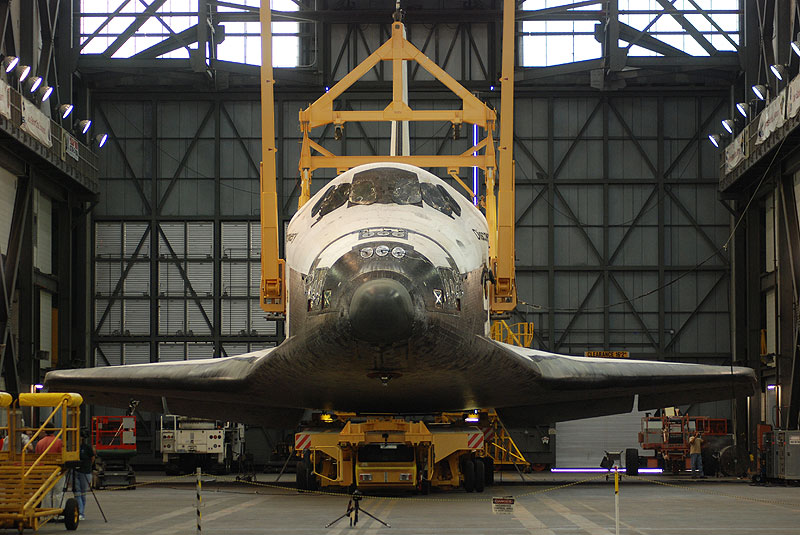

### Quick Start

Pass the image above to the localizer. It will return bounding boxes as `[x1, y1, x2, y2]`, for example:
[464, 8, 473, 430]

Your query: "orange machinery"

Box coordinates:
[91, 416, 137, 488]
[638, 413, 729, 473]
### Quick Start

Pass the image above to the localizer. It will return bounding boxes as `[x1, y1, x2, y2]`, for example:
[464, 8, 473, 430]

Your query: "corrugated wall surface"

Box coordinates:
[91, 91, 729, 366]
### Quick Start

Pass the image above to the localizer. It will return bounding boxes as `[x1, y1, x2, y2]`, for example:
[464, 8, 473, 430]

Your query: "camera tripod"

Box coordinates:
[324, 490, 391, 528]
[60, 469, 108, 523]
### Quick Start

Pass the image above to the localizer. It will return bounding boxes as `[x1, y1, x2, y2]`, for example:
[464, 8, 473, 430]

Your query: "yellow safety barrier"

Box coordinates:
[18, 392, 83, 408]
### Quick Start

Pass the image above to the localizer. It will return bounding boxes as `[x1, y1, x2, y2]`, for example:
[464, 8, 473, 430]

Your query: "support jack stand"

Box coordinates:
[325, 490, 391, 528]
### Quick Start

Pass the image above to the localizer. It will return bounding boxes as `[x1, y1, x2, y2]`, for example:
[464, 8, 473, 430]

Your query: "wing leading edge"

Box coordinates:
[486, 339, 757, 427]
[43, 346, 304, 427]
[44, 335, 757, 427]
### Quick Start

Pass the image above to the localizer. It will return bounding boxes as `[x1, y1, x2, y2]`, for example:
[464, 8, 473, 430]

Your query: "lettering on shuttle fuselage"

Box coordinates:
[472, 230, 489, 241]
[359, 228, 408, 240]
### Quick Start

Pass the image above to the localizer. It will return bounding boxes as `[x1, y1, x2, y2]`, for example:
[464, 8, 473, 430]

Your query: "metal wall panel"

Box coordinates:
[0, 167, 16, 255]
[92, 89, 729, 370]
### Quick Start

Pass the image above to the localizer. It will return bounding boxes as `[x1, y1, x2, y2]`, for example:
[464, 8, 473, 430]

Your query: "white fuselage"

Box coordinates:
[285, 163, 491, 340]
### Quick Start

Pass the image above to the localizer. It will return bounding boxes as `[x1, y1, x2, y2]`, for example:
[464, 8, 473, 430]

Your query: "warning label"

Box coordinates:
[584, 351, 630, 359]
[492, 497, 515, 515]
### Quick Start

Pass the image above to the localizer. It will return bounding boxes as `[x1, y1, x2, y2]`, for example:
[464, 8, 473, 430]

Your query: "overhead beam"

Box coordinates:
[654, 0, 718, 56]
[102, 0, 169, 58]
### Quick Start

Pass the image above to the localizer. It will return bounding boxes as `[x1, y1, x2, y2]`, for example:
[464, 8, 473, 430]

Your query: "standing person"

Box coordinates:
[689, 430, 704, 478]
[36, 425, 65, 510]
[35, 426, 63, 455]
[74, 430, 95, 521]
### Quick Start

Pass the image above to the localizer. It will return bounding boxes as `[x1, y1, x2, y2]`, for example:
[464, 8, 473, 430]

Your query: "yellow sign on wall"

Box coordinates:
[584, 351, 630, 359]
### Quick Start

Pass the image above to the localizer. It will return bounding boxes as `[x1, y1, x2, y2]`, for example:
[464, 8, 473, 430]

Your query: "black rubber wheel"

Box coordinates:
[306, 464, 318, 492]
[420, 480, 431, 495]
[718, 445, 735, 477]
[484, 457, 495, 486]
[701, 449, 718, 477]
[625, 448, 639, 476]
[474, 459, 485, 493]
[296, 461, 308, 490]
[63, 497, 79, 530]
[462, 460, 476, 492]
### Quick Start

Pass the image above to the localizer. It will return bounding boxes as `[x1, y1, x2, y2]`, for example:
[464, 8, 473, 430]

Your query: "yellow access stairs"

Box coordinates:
[0, 392, 83, 533]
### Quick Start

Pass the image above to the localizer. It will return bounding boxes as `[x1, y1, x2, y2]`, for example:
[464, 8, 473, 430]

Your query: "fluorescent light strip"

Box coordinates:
[550, 468, 663, 474]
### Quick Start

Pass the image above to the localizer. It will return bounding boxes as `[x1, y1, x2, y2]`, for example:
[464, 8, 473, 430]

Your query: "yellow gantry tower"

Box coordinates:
[260, 1, 518, 316]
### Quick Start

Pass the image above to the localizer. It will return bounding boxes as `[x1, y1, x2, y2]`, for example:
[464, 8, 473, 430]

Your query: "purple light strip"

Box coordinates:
[473, 124, 479, 205]
[550, 468, 663, 474]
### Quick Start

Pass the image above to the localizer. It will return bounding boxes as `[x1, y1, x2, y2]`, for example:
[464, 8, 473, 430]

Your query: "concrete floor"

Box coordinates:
[27, 473, 800, 535]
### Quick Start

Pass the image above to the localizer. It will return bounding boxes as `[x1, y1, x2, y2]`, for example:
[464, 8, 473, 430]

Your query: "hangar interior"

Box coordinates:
[0, 0, 796, 473]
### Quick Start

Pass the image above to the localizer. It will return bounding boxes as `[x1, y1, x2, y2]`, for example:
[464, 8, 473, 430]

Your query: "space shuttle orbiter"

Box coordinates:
[45, 163, 756, 427]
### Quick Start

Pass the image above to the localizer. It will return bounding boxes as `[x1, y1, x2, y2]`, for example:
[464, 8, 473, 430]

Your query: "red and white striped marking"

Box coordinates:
[295, 433, 311, 451]
[467, 432, 484, 449]
[482, 426, 495, 443]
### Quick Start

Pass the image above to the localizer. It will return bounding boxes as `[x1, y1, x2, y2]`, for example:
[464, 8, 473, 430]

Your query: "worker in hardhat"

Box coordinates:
[689, 430, 704, 478]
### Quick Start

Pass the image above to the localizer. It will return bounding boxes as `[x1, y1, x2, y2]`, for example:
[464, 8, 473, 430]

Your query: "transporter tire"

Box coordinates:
[462, 460, 476, 493]
[625, 448, 639, 476]
[296, 461, 308, 490]
[63, 498, 79, 530]
[474, 459, 485, 493]
[420, 480, 431, 495]
[484, 457, 494, 486]
[307, 465, 318, 492]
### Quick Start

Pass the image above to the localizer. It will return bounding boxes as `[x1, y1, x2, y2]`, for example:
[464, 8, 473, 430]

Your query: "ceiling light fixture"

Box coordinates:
[735, 102, 748, 118]
[721, 119, 736, 134]
[770, 64, 788, 81]
[3, 56, 18, 73]
[28, 76, 42, 93]
[752, 84, 768, 100]
[58, 103, 74, 119]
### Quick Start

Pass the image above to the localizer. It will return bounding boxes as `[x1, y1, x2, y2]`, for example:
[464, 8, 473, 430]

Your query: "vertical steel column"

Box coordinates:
[56, 195, 72, 368]
[213, 99, 222, 357]
[778, 175, 800, 429]
[657, 97, 665, 355]
[0, 175, 31, 395]
[746, 204, 763, 450]
[18, 173, 35, 390]
[547, 96, 555, 352]
[602, 97, 610, 349]
[150, 98, 159, 362]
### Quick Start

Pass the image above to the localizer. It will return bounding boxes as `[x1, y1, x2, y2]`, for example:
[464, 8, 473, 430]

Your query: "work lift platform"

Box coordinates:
[0, 392, 82, 533]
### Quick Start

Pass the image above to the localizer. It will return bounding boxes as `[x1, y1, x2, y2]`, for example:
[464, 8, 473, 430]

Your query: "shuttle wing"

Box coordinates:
[485, 338, 757, 426]
[44, 343, 305, 427]
[45, 335, 756, 427]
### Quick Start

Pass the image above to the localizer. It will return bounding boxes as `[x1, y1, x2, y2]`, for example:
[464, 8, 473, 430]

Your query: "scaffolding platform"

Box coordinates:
[0, 392, 82, 532]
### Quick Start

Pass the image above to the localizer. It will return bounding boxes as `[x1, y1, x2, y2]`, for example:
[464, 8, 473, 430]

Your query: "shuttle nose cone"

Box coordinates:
[349, 279, 414, 344]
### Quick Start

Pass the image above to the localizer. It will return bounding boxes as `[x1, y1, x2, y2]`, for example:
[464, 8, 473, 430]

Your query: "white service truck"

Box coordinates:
[160, 416, 244, 474]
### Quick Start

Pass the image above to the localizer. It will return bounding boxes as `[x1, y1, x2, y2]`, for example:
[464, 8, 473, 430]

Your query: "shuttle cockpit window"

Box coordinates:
[312, 183, 351, 218]
[420, 183, 461, 218]
[348, 168, 422, 206]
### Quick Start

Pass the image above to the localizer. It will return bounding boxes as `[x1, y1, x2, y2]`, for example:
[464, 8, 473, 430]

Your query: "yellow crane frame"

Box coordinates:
[260, 1, 517, 314]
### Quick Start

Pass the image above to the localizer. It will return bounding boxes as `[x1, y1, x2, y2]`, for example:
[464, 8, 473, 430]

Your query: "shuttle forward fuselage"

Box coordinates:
[282, 163, 493, 408]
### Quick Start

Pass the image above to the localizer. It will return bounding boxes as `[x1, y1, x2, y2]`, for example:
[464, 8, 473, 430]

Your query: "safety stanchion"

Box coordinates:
[614, 468, 620, 535]
[196, 467, 202, 534]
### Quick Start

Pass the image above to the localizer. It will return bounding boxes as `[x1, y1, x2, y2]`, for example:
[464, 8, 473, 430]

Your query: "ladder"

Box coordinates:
[0, 392, 82, 532]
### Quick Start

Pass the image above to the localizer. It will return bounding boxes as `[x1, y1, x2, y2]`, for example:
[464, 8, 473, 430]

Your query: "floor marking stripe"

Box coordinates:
[201, 496, 265, 522]
[513, 501, 557, 535]
[125, 495, 239, 530]
[538, 496, 613, 535]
